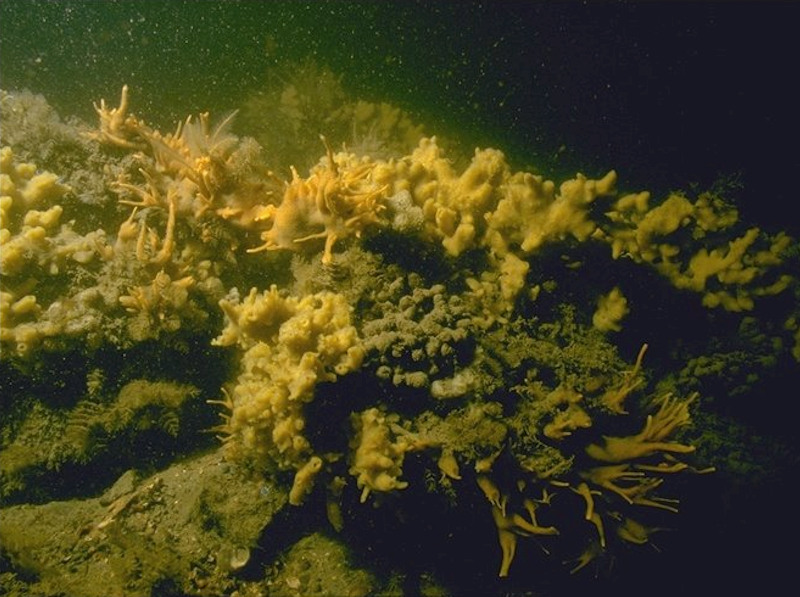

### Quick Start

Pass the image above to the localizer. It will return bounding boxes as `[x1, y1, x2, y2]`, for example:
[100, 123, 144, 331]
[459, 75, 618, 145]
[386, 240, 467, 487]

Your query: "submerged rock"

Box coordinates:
[0, 451, 287, 597]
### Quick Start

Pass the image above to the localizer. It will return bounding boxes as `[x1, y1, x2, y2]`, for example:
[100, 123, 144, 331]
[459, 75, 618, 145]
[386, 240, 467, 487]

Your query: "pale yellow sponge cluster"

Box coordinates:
[372, 137, 617, 259]
[464, 252, 532, 325]
[348, 408, 417, 503]
[376, 140, 794, 315]
[1, 146, 72, 276]
[592, 287, 629, 332]
[1, 147, 111, 357]
[602, 190, 794, 311]
[247, 139, 387, 265]
[365, 137, 617, 319]
[212, 285, 364, 505]
[485, 168, 617, 257]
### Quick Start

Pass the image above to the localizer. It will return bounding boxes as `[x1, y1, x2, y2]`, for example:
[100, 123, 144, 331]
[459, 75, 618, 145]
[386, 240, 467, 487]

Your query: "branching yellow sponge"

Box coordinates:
[1, 146, 72, 277]
[601, 190, 794, 311]
[212, 285, 364, 504]
[371, 137, 617, 259]
[592, 287, 629, 332]
[348, 408, 415, 503]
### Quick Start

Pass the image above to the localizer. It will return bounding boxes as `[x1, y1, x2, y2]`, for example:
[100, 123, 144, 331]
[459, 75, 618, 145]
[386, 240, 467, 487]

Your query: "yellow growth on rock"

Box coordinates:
[592, 287, 629, 332]
[5, 81, 787, 593]
[491, 495, 559, 578]
[371, 137, 617, 260]
[289, 455, 323, 506]
[248, 137, 388, 264]
[486, 169, 617, 256]
[212, 286, 364, 487]
[84, 84, 146, 150]
[585, 393, 696, 463]
[436, 449, 462, 481]
[0, 147, 113, 356]
[541, 386, 592, 441]
[0, 146, 72, 276]
[601, 189, 793, 311]
[348, 408, 415, 503]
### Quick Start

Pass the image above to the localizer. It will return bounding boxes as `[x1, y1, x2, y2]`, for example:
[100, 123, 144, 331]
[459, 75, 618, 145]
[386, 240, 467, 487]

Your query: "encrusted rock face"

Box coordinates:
[0, 452, 288, 597]
[361, 280, 477, 392]
[212, 285, 364, 485]
[1, 75, 798, 596]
